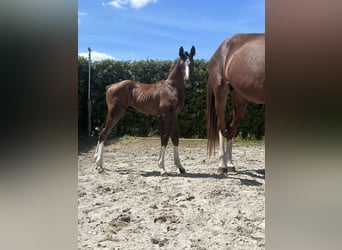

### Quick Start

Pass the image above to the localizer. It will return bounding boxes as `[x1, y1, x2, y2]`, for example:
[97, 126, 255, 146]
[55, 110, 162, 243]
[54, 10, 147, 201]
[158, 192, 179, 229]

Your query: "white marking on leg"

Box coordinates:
[226, 138, 234, 167]
[219, 131, 227, 169]
[158, 146, 167, 175]
[94, 141, 99, 159]
[95, 141, 104, 170]
[173, 146, 185, 173]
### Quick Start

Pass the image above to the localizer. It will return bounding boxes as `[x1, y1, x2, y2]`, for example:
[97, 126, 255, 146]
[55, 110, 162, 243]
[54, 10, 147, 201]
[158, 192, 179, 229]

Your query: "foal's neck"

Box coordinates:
[166, 58, 185, 88]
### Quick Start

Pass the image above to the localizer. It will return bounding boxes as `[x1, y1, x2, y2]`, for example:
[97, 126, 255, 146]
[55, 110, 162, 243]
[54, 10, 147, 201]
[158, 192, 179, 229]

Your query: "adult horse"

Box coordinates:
[94, 46, 196, 176]
[206, 33, 265, 174]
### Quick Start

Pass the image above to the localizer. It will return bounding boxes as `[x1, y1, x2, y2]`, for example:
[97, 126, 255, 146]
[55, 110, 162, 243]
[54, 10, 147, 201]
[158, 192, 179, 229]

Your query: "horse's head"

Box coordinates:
[179, 46, 196, 81]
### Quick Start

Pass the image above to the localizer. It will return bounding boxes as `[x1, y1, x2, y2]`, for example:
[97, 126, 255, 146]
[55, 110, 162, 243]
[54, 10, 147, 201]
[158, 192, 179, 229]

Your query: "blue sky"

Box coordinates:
[78, 0, 264, 61]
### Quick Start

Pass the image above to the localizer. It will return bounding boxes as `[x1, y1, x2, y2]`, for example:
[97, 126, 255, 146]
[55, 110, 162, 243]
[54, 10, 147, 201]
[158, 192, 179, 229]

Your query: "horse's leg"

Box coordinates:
[214, 83, 229, 174]
[170, 115, 186, 174]
[226, 92, 248, 172]
[94, 105, 126, 172]
[158, 112, 171, 176]
[94, 120, 106, 158]
[226, 138, 233, 169]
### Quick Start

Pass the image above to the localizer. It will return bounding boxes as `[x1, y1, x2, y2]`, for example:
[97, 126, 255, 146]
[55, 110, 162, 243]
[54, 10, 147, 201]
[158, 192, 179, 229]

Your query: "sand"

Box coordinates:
[78, 137, 265, 249]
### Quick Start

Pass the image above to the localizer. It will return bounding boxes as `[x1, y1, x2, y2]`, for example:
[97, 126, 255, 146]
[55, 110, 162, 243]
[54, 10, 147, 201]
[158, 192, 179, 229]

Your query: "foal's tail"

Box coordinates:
[206, 79, 218, 158]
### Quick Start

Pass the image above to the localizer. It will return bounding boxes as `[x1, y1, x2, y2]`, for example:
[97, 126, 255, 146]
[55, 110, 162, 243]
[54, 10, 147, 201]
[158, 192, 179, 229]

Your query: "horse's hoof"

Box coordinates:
[228, 166, 236, 172]
[160, 171, 169, 177]
[179, 168, 186, 174]
[217, 167, 228, 174]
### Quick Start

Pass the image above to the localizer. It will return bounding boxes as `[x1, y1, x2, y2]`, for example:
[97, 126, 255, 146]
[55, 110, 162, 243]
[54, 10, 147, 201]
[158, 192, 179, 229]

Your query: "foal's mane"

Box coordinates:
[163, 57, 181, 80]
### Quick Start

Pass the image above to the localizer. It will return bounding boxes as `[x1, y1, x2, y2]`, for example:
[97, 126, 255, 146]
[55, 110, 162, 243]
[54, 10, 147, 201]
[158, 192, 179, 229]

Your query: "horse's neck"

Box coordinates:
[166, 59, 184, 88]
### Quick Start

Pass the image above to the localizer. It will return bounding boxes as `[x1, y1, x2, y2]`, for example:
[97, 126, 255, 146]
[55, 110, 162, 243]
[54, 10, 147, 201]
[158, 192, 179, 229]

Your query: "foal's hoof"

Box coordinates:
[96, 166, 105, 173]
[179, 167, 186, 174]
[228, 166, 236, 172]
[217, 167, 228, 174]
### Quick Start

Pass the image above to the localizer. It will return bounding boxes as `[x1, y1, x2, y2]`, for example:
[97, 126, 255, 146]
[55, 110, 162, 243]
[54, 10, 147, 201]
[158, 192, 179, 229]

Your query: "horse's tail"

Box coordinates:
[206, 78, 217, 158]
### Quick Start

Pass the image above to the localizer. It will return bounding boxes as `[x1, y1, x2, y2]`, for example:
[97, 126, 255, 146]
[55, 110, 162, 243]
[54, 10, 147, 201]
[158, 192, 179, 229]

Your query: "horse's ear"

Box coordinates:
[190, 46, 196, 57]
[179, 46, 185, 57]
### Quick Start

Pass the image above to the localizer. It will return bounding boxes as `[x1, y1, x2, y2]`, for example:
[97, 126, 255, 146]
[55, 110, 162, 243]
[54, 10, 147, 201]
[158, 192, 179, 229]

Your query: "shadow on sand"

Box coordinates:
[138, 167, 265, 187]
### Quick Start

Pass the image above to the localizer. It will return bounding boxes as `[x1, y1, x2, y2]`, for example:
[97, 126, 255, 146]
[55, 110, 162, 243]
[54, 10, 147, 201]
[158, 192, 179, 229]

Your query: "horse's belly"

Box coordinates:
[235, 83, 265, 104]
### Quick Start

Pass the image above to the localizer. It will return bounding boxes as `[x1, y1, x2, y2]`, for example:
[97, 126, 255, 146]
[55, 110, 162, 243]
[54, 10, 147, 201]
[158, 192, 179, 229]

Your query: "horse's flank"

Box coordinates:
[210, 33, 265, 104]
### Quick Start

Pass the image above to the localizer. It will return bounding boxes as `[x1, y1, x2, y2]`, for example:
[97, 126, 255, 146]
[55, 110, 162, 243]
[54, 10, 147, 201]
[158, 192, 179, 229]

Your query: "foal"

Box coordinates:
[94, 46, 196, 176]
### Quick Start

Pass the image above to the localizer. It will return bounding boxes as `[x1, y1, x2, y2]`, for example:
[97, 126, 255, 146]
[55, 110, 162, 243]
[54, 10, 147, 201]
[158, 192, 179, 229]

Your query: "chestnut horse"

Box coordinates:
[207, 33, 265, 174]
[94, 46, 196, 176]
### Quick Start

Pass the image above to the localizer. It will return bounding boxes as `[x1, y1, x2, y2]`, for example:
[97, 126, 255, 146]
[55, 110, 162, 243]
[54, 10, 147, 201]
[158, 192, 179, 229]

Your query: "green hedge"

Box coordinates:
[78, 57, 264, 140]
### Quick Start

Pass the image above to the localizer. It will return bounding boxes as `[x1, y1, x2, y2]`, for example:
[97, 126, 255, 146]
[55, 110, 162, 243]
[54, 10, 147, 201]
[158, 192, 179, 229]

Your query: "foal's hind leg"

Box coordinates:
[226, 92, 248, 172]
[94, 106, 126, 172]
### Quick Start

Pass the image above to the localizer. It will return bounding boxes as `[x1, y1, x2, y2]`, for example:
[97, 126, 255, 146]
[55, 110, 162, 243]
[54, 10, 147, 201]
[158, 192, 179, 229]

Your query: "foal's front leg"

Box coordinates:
[172, 145, 186, 173]
[170, 118, 186, 174]
[158, 143, 168, 176]
[158, 113, 170, 176]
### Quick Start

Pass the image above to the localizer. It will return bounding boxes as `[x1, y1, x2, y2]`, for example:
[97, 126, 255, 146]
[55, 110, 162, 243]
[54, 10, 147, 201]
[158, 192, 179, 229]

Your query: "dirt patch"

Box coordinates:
[78, 137, 265, 249]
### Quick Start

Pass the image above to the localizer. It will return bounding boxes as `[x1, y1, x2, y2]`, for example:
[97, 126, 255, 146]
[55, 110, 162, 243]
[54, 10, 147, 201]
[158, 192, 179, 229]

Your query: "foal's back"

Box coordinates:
[106, 79, 180, 116]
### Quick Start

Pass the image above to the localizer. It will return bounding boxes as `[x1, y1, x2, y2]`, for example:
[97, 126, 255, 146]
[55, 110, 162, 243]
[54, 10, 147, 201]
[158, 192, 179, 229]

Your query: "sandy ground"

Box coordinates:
[78, 137, 265, 249]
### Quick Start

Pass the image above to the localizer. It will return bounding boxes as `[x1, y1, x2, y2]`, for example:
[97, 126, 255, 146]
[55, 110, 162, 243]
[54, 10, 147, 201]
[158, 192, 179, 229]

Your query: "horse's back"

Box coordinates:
[210, 33, 264, 66]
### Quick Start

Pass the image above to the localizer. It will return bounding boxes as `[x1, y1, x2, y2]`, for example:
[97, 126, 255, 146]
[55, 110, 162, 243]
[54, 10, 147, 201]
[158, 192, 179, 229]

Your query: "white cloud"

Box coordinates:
[104, 0, 157, 9]
[79, 51, 115, 61]
[78, 11, 87, 24]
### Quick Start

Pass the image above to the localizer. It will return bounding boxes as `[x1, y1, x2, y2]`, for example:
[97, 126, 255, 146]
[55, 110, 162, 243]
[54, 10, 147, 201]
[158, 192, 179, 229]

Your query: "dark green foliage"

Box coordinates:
[179, 59, 208, 138]
[78, 56, 89, 133]
[78, 57, 264, 140]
